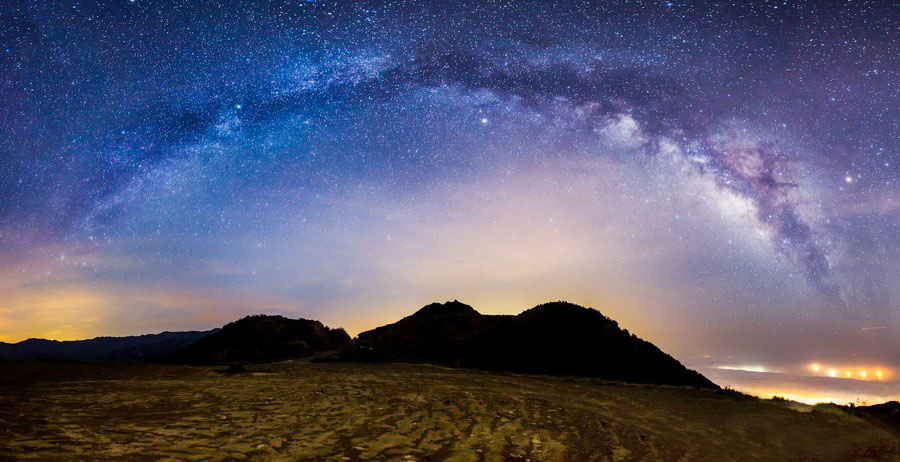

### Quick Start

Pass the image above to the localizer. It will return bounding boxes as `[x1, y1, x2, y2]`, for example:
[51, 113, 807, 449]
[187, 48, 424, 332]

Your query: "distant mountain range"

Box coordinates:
[355, 301, 717, 389]
[2, 300, 717, 389]
[0, 330, 215, 362]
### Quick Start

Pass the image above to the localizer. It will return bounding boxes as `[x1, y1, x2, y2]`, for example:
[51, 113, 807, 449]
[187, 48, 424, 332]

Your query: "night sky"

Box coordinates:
[1, 0, 898, 391]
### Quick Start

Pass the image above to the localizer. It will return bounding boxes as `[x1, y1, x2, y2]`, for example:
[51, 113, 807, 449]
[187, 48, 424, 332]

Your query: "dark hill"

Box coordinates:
[842, 401, 900, 431]
[356, 301, 717, 389]
[170, 315, 351, 364]
[0, 330, 215, 362]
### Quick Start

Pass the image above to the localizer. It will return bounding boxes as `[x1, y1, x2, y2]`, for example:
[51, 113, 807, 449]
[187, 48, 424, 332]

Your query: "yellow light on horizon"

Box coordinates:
[810, 363, 820, 372]
[827, 369, 837, 377]
[845, 371, 852, 378]
[860, 370, 867, 379]
[876, 370, 883, 379]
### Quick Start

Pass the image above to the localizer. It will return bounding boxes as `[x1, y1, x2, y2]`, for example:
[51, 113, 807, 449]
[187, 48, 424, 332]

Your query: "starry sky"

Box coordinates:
[0, 0, 898, 376]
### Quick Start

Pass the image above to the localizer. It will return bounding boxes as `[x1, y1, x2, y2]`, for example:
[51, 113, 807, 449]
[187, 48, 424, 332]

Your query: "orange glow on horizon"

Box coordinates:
[716, 361, 894, 382]
[799, 361, 890, 381]
[0, 279, 307, 343]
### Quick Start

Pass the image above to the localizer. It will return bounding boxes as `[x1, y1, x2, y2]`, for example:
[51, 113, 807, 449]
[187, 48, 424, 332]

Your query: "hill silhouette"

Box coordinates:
[0, 330, 215, 362]
[2, 302, 716, 388]
[355, 300, 717, 389]
[843, 401, 900, 431]
[170, 315, 351, 364]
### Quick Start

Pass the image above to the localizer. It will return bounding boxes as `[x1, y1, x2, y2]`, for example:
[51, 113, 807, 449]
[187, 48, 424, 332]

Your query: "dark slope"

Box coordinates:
[0, 330, 215, 362]
[842, 401, 900, 431]
[170, 315, 351, 364]
[356, 301, 717, 389]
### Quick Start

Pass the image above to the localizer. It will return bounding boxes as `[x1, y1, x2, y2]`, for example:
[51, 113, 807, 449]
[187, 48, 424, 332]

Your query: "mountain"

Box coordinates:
[355, 300, 717, 389]
[0, 330, 215, 362]
[1, 302, 715, 389]
[170, 315, 352, 364]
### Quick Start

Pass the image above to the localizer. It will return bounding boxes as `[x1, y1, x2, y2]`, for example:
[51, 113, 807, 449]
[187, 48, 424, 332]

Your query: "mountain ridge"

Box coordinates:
[355, 300, 717, 389]
[169, 314, 352, 364]
[0, 330, 216, 362]
[2, 300, 717, 389]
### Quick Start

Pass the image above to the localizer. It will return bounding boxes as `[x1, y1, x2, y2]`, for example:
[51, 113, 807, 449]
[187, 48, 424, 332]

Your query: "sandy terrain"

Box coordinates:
[0, 361, 897, 461]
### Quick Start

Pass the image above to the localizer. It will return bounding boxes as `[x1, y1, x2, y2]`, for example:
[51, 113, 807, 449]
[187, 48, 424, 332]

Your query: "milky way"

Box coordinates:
[0, 0, 897, 367]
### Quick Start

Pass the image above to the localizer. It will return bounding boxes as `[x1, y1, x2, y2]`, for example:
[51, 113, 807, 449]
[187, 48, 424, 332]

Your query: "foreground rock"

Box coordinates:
[355, 300, 717, 389]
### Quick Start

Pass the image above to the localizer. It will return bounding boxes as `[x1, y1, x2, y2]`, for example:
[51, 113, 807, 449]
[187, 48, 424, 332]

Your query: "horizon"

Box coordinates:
[1, 0, 898, 408]
[3, 298, 898, 406]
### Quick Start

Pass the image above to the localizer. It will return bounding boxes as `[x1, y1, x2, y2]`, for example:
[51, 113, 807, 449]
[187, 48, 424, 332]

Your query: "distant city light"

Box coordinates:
[802, 362, 889, 381]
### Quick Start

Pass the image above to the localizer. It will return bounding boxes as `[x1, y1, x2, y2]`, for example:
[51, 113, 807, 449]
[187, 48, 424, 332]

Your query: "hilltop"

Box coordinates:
[169, 315, 351, 364]
[1, 301, 715, 389]
[355, 300, 716, 389]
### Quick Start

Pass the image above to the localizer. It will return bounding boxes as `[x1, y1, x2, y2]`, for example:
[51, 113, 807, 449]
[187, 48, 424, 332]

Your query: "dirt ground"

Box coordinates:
[0, 361, 897, 461]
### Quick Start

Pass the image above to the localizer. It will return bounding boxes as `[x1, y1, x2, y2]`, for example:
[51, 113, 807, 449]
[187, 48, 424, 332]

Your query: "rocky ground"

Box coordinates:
[0, 361, 898, 461]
